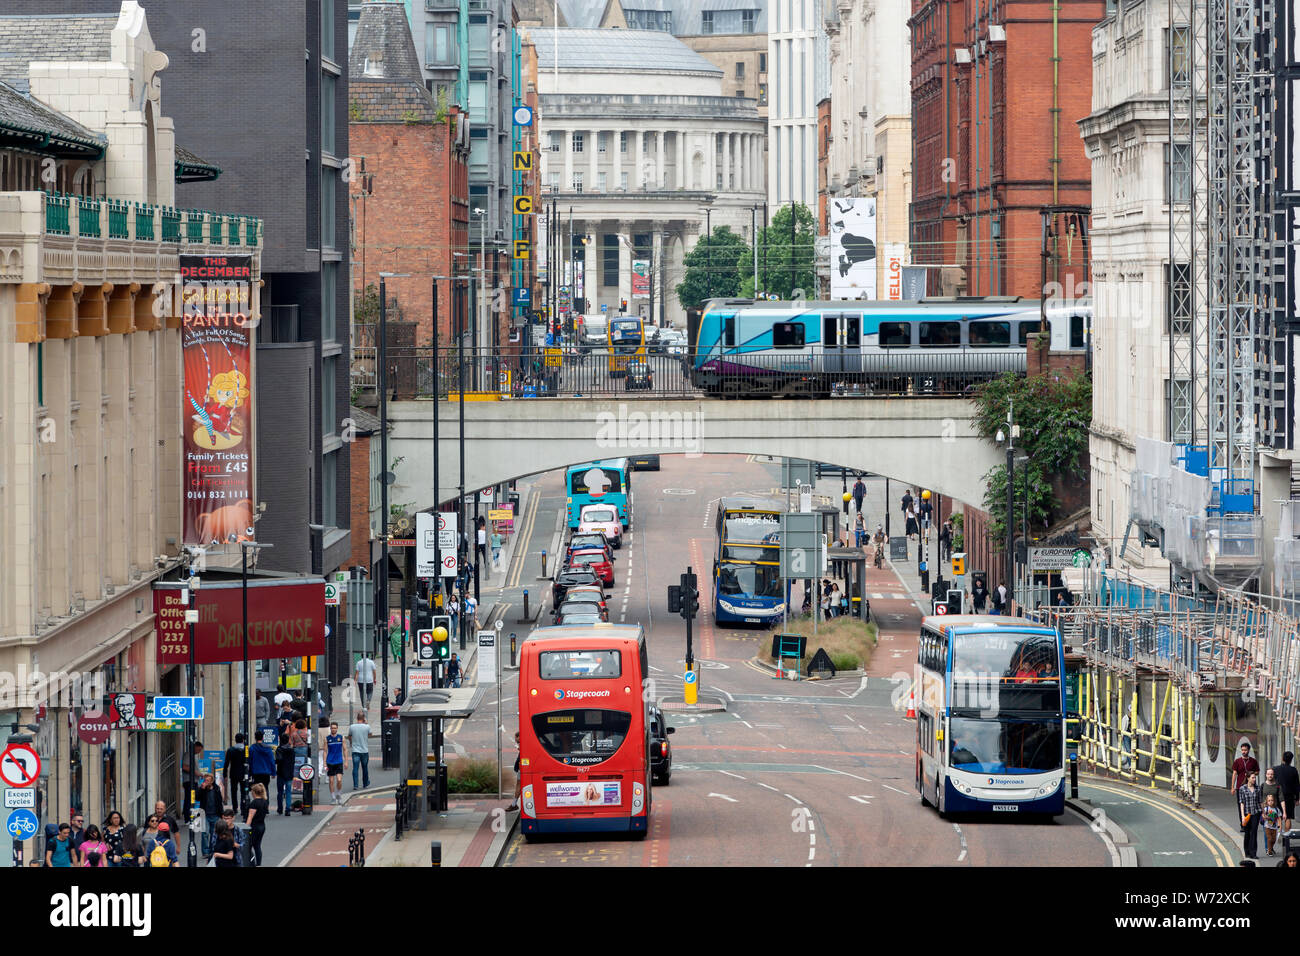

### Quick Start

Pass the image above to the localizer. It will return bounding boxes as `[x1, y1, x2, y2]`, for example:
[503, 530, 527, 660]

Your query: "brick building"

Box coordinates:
[908, 0, 1102, 297]
[349, 1, 470, 347]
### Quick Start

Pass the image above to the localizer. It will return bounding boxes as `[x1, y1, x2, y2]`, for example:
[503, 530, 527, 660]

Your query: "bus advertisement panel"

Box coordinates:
[518, 625, 652, 837]
[566, 459, 631, 530]
[915, 616, 1066, 816]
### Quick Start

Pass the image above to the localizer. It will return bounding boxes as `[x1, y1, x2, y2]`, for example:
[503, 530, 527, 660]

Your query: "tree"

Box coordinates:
[755, 202, 817, 301]
[676, 226, 751, 311]
[970, 372, 1093, 544]
[353, 282, 404, 325]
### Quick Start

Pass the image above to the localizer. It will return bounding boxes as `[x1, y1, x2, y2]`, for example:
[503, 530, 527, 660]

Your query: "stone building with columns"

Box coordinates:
[530, 28, 765, 327]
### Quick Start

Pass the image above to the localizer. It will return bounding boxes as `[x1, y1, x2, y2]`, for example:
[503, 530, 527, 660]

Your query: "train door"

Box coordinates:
[822, 312, 861, 373]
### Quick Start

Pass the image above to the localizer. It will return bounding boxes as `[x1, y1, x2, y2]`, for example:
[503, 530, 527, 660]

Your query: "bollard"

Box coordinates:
[540, 550, 548, 577]
[510, 632, 517, 667]
[523, 589, 530, 619]
[1069, 753, 1079, 799]
[430, 840, 442, 867]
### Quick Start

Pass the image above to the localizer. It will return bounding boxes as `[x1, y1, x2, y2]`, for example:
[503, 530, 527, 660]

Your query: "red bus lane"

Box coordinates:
[291, 792, 394, 867]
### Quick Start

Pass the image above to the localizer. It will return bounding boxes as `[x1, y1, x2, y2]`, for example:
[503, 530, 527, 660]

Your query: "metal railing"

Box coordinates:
[348, 346, 1027, 400]
[347, 827, 366, 867]
[33, 191, 262, 248]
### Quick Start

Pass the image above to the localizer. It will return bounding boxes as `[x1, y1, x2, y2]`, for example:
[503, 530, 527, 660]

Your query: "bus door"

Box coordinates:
[822, 312, 862, 374]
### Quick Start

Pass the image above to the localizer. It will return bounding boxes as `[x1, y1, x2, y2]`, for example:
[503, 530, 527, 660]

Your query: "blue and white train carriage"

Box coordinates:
[686, 297, 1091, 397]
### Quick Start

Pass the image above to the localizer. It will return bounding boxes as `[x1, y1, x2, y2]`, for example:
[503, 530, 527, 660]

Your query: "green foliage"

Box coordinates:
[354, 282, 404, 325]
[349, 100, 362, 121]
[970, 372, 1092, 543]
[829, 652, 861, 671]
[950, 512, 964, 553]
[754, 202, 817, 301]
[676, 226, 751, 311]
[446, 756, 500, 794]
[434, 86, 450, 125]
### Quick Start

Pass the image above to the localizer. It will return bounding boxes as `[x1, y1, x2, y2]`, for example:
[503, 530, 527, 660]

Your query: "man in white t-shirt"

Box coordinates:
[464, 595, 478, 634]
[273, 687, 293, 709]
[355, 654, 377, 709]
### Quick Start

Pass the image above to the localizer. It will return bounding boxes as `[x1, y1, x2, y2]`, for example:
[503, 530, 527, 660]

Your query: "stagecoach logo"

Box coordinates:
[583, 468, 611, 498]
[553, 688, 612, 700]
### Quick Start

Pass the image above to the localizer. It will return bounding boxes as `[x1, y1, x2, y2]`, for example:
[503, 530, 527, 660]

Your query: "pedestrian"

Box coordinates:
[153, 800, 180, 840]
[1263, 793, 1283, 856]
[839, 589, 849, 617]
[971, 577, 989, 614]
[465, 594, 478, 633]
[255, 692, 271, 726]
[830, 583, 841, 618]
[68, 811, 86, 856]
[391, 685, 406, 708]
[219, 808, 242, 865]
[325, 721, 346, 805]
[854, 512, 866, 548]
[244, 782, 269, 867]
[1280, 850, 1300, 868]
[997, 582, 1009, 616]
[1274, 751, 1300, 830]
[349, 715, 371, 790]
[181, 739, 204, 825]
[447, 652, 463, 688]
[196, 772, 224, 856]
[491, 530, 503, 570]
[355, 653, 377, 710]
[509, 731, 522, 811]
[900, 489, 913, 521]
[448, 594, 460, 643]
[145, 822, 178, 868]
[919, 494, 933, 541]
[939, 520, 953, 562]
[1231, 742, 1261, 794]
[1239, 771, 1262, 860]
[249, 734, 276, 794]
[852, 475, 866, 516]
[275, 732, 296, 815]
[118, 824, 143, 867]
[102, 811, 125, 867]
[141, 815, 159, 850]
[45, 823, 75, 867]
[273, 685, 293, 710]
[1261, 766, 1283, 818]
[79, 825, 109, 868]
[476, 518, 488, 567]
[223, 733, 247, 815]
[276, 700, 295, 736]
[210, 822, 239, 868]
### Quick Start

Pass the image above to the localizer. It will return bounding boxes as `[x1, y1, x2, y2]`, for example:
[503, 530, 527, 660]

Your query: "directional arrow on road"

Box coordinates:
[707, 793, 738, 803]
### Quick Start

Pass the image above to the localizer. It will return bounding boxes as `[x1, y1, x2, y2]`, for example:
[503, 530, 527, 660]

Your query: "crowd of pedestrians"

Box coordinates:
[1233, 743, 1300, 864]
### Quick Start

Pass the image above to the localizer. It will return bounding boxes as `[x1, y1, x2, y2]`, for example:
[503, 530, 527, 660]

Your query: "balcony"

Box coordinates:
[0, 191, 261, 286]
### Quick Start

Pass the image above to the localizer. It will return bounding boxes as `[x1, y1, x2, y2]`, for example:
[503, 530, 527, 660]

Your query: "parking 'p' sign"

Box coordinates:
[0, 743, 40, 788]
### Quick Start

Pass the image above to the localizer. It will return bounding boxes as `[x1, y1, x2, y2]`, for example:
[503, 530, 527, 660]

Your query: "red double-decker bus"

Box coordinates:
[518, 624, 651, 839]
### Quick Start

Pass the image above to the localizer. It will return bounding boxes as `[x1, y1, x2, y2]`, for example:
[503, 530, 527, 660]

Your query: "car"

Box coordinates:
[566, 548, 615, 586]
[648, 704, 675, 785]
[555, 600, 609, 624]
[567, 536, 614, 565]
[631, 454, 660, 471]
[554, 585, 607, 615]
[578, 504, 622, 548]
[551, 567, 602, 605]
[625, 360, 653, 391]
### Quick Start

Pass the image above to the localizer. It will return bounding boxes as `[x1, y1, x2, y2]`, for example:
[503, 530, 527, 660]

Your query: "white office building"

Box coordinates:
[767, 0, 827, 209]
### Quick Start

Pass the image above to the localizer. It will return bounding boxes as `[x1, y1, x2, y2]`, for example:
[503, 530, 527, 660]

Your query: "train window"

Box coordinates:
[1014, 321, 1041, 345]
[822, 315, 837, 346]
[919, 322, 960, 346]
[1070, 314, 1086, 348]
[968, 321, 1010, 347]
[879, 322, 911, 347]
[844, 315, 861, 346]
[723, 315, 736, 348]
[773, 322, 805, 348]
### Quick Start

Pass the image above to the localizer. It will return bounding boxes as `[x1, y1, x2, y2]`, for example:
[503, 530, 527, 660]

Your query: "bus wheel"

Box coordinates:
[630, 828, 649, 841]
[936, 776, 947, 818]
[918, 763, 932, 807]
[523, 832, 539, 844]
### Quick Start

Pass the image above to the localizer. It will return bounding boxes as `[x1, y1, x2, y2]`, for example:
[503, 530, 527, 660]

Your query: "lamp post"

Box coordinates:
[378, 272, 409, 715]
[996, 400, 1018, 613]
[238, 540, 271, 815]
[703, 206, 713, 299]
[474, 208, 487, 392]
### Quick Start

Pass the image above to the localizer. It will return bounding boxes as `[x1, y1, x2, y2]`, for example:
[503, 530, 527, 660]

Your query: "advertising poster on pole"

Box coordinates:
[829, 198, 876, 300]
[181, 254, 255, 547]
[882, 243, 907, 300]
[631, 259, 650, 299]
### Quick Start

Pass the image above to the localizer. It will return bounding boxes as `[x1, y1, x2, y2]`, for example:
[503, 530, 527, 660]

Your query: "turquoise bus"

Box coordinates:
[713, 495, 786, 626]
[566, 459, 632, 531]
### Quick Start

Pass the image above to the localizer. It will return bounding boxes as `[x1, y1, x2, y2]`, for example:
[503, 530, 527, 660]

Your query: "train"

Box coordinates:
[684, 296, 1091, 397]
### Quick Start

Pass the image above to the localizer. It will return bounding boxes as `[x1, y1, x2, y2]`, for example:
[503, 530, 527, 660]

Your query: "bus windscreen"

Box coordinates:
[717, 562, 783, 598]
[539, 650, 622, 679]
[532, 709, 632, 766]
[570, 467, 624, 495]
[948, 718, 1063, 774]
[723, 514, 781, 543]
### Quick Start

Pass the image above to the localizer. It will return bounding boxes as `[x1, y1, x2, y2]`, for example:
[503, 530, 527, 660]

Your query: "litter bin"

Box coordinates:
[382, 719, 400, 770]
[427, 764, 450, 813]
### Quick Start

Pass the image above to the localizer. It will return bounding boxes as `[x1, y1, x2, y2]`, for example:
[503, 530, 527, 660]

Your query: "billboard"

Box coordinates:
[882, 243, 907, 300]
[181, 254, 255, 547]
[829, 198, 877, 299]
[632, 259, 650, 299]
[154, 579, 326, 666]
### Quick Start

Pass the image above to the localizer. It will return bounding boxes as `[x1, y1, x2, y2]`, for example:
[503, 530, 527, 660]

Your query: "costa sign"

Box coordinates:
[77, 712, 112, 745]
[154, 579, 326, 666]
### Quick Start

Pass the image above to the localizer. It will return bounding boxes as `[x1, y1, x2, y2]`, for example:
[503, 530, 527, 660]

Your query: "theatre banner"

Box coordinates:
[181, 254, 254, 547]
[153, 579, 327, 667]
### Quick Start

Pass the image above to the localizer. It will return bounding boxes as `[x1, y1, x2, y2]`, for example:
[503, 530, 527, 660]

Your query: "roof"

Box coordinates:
[350, 81, 437, 122]
[349, 1, 424, 86]
[174, 142, 221, 182]
[0, 78, 104, 157]
[348, 405, 382, 434]
[532, 28, 723, 74]
[524, 623, 645, 643]
[0, 13, 116, 94]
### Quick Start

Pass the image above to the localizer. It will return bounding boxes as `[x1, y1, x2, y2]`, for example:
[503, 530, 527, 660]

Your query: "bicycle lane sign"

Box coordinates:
[0, 743, 39, 788]
[6, 809, 37, 839]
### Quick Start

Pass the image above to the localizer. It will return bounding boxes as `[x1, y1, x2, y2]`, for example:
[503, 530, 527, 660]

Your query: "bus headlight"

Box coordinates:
[522, 785, 535, 817]
[631, 781, 645, 814]
[1037, 779, 1059, 796]
[718, 600, 739, 615]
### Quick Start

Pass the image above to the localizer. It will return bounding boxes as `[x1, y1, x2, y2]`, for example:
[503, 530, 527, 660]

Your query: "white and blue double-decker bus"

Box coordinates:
[916, 615, 1066, 815]
[713, 496, 786, 626]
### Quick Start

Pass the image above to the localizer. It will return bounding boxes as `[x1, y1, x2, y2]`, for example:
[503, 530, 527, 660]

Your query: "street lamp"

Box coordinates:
[473, 208, 487, 391]
[236, 540, 271, 817]
[996, 400, 1020, 613]
[377, 272, 409, 714]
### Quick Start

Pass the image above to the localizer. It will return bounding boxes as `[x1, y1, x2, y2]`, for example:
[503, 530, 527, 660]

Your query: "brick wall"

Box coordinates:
[346, 432, 373, 573]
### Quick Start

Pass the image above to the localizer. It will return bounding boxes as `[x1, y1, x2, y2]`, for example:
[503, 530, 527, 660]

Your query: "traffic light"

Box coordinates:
[413, 595, 432, 633]
[667, 585, 681, 614]
[620, 299, 628, 312]
[431, 614, 451, 660]
[946, 590, 963, 615]
[682, 587, 699, 618]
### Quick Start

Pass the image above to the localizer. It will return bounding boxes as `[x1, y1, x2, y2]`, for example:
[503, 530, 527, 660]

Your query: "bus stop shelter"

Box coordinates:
[396, 686, 484, 831]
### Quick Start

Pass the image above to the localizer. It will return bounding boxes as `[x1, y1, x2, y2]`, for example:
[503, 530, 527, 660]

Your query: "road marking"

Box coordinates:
[1153, 850, 1195, 856]
[757, 782, 779, 792]
[784, 793, 803, 805]
[813, 765, 872, 783]
[1083, 779, 1232, 867]
[718, 770, 746, 780]
[953, 822, 969, 863]
[849, 795, 874, 804]
[881, 784, 908, 796]
[707, 792, 738, 803]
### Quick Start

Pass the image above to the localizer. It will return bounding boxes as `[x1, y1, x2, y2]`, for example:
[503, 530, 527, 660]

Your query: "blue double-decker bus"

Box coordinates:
[566, 459, 631, 531]
[713, 496, 786, 626]
[915, 615, 1066, 816]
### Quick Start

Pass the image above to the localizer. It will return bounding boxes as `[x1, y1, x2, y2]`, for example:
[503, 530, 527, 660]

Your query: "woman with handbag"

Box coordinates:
[1239, 771, 1262, 860]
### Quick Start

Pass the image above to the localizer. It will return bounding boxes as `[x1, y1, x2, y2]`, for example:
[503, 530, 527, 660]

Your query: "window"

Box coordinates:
[736, 61, 745, 79]
[1070, 314, 1086, 349]
[1165, 143, 1191, 203]
[572, 131, 584, 153]
[878, 322, 911, 346]
[426, 23, 457, 66]
[321, 73, 336, 155]
[323, 449, 337, 527]
[620, 171, 628, 190]
[321, 0, 335, 60]
[468, 13, 489, 55]
[919, 322, 960, 346]
[1167, 262, 1192, 334]
[758, 83, 767, 106]
[322, 263, 337, 341]
[736, 90, 745, 98]
[598, 131, 607, 153]
[1169, 378, 1192, 442]
[702, 10, 714, 33]
[723, 315, 736, 348]
[321, 166, 337, 248]
[620, 130, 628, 153]
[597, 172, 607, 191]
[759, 52, 767, 73]
[539, 650, 622, 679]
[469, 80, 487, 122]
[572, 171, 583, 192]
[742, 9, 756, 33]
[549, 131, 562, 152]
[1169, 25, 1191, 85]
[1014, 321, 1041, 345]
[603, 234, 619, 286]
[531, 709, 631, 765]
[548, 172, 559, 193]
[773, 322, 804, 348]
[322, 356, 337, 434]
[968, 321, 1010, 346]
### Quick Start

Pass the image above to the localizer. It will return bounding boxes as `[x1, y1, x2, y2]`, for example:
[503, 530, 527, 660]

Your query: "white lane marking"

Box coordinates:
[849, 795, 874, 804]
[718, 770, 746, 780]
[1152, 851, 1195, 856]
[807, 847, 815, 862]
[784, 793, 803, 805]
[813, 765, 872, 783]
[953, 822, 969, 863]
[881, 784, 908, 796]
[620, 614, 626, 622]
[849, 675, 869, 698]
[757, 782, 779, 792]
[707, 792, 738, 803]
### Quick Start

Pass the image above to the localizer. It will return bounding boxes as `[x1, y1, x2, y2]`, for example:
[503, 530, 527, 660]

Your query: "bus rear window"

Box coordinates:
[539, 650, 622, 679]
[532, 709, 631, 766]
[570, 467, 623, 495]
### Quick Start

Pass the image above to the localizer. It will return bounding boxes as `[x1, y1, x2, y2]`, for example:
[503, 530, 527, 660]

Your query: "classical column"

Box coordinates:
[651, 228, 664, 325]
[676, 130, 686, 190]
[721, 133, 731, 191]
[655, 130, 665, 189]
[589, 128, 599, 192]
[635, 130, 646, 189]
[613, 129, 623, 190]
[563, 128, 573, 192]
[583, 222, 598, 312]
[618, 220, 634, 308]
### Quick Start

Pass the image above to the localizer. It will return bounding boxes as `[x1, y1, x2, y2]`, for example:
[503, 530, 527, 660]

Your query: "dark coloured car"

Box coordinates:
[568, 532, 610, 555]
[555, 600, 609, 625]
[631, 454, 660, 471]
[649, 704, 675, 785]
[555, 585, 607, 615]
[624, 360, 653, 391]
[552, 567, 602, 605]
